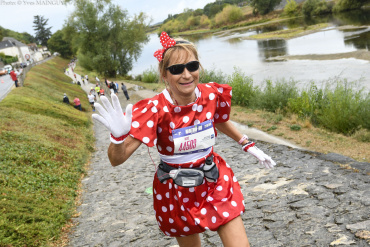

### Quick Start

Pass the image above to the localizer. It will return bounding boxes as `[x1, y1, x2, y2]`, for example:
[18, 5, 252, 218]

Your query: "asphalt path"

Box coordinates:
[0, 74, 14, 102]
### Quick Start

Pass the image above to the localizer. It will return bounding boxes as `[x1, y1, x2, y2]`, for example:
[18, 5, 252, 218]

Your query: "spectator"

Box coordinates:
[121, 83, 130, 100]
[85, 75, 89, 81]
[9, 69, 20, 87]
[99, 88, 105, 96]
[109, 81, 115, 95]
[63, 93, 70, 104]
[73, 96, 82, 111]
[115, 82, 119, 93]
[95, 76, 100, 82]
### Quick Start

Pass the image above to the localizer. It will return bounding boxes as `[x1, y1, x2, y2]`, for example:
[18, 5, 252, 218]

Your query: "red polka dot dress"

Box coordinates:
[129, 82, 245, 237]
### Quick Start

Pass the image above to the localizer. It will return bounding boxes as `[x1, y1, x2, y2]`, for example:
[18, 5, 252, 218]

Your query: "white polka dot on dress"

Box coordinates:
[212, 216, 216, 223]
[171, 229, 177, 233]
[141, 108, 147, 113]
[197, 105, 203, 112]
[224, 175, 229, 181]
[163, 106, 169, 112]
[231, 201, 237, 207]
[174, 107, 181, 113]
[169, 136, 173, 142]
[158, 145, 162, 151]
[233, 176, 237, 182]
[170, 122, 175, 129]
[156, 194, 162, 200]
[132, 121, 140, 128]
[223, 212, 230, 217]
[181, 216, 187, 221]
[142, 137, 150, 143]
[192, 104, 197, 111]
[216, 185, 223, 191]
[147, 120, 154, 128]
[215, 113, 219, 119]
[162, 206, 167, 212]
[169, 218, 174, 223]
[218, 87, 224, 93]
[194, 119, 200, 125]
[194, 202, 199, 207]
[183, 198, 189, 203]
[183, 116, 189, 123]
[201, 191, 207, 197]
[201, 208, 207, 215]
[221, 198, 227, 202]
[158, 216, 163, 222]
[207, 196, 213, 201]
[209, 93, 215, 100]
[195, 218, 200, 225]
[222, 114, 228, 119]
[170, 204, 174, 211]
[184, 227, 190, 232]
[178, 191, 182, 197]
[158, 127, 162, 133]
[151, 106, 158, 113]
[165, 192, 169, 198]
[220, 102, 226, 107]
[181, 205, 185, 211]
[153, 100, 158, 106]
[206, 112, 212, 119]
[166, 146, 172, 152]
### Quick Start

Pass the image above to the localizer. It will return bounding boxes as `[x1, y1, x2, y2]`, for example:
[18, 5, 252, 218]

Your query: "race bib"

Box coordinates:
[172, 120, 215, 155]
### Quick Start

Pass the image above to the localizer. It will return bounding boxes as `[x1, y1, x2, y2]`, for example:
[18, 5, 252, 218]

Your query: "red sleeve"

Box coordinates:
[208, 82, 232, 124]
[130, 97, 159, 147]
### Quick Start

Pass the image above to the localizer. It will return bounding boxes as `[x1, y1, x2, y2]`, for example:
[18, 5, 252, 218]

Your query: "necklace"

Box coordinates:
[169, 90, 197, 106]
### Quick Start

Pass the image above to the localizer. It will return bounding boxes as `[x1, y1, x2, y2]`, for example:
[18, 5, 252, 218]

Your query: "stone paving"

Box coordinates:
[67, 73, 369, 247]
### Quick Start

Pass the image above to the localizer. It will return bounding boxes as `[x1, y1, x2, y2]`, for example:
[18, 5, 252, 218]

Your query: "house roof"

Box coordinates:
[0, 40, 15, 50]
[1, 37, 28, 47]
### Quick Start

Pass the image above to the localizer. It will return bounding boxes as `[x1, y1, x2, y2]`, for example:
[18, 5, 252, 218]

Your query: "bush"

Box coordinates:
[352, 128, 370, 142]
[213, 5, 244, 27]
[250, 0, 282, 15]
[228, 68, 257, 107]
[302, 0, 331, 17]
[290, 124, 302, 131]
[284, 0, 299, 17]
[333, 0, 366, 12]
[256, 79, 299, 113]
[318, 80, 369, 134]
[200, 68, 227, 84]
[199, 15, 211, 28]
[141, 66, 159, 83]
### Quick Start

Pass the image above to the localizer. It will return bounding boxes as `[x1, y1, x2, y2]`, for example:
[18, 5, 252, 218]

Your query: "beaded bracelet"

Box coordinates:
[238, 134, 248, 145]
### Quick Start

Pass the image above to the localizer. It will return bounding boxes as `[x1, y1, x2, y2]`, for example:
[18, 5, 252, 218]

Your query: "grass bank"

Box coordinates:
[0, 57, 94, 246]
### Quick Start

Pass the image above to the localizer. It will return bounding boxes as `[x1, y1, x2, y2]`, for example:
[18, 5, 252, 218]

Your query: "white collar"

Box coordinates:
[162, 86, 200, 105]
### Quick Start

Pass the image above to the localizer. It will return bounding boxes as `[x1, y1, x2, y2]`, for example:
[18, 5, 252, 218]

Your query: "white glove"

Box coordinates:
[92, 94, 132, 144]
[246, 146, 276, 169]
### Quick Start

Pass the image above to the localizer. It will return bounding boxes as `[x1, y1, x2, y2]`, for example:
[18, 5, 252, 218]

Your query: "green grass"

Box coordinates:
[0, 57, 94, 246]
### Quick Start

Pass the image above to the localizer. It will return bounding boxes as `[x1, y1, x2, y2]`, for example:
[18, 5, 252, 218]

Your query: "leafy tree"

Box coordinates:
[47, 30, 73, 58]
[333, 0, 367, 12]
[250, 0, 282, 15]
[67, 0, 148, 77]
[33, 15, 52, 46]
[284, 0, 299, 16]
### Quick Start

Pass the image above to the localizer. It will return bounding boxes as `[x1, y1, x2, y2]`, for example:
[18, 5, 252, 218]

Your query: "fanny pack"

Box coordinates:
[156, 155, 219, 188]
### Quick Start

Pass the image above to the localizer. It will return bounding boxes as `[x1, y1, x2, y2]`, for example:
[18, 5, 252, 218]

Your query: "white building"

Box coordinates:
[0, 37, 31, 63]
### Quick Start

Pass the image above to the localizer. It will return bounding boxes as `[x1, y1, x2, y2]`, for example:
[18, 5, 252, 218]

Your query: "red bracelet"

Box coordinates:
[242, 141, 255, 152]
[110, 133, 130, 142]
[238, 135, 248, 145]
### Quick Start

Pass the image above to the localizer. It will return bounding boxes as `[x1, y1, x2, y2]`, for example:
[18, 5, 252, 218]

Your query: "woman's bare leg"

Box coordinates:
[176, 233, 201, 247]
[217, 216, 250, 247]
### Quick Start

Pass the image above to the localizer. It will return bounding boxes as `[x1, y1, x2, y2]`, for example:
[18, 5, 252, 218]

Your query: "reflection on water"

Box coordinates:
[131, 9, 370, 91]
[258, 39, 287, 59]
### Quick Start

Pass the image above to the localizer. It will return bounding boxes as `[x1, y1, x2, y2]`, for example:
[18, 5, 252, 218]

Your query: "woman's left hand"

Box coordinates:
[243, 145, 276, 169]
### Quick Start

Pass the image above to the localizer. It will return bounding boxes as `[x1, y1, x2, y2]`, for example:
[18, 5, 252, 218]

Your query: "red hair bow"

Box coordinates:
[153, 32, 176, 62]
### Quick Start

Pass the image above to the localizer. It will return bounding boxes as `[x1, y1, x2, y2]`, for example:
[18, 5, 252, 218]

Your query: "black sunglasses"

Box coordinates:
[166, 61, 200, 75]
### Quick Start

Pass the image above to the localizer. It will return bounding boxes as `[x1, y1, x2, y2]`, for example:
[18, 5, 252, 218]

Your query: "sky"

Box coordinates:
[1, 0, 215, 36]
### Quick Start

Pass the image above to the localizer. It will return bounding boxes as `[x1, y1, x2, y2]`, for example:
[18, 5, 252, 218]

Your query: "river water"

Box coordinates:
[131, 9, 370, 92]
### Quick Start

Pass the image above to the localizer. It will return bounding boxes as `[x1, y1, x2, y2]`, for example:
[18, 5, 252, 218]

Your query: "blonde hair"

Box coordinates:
[158, 38, 201, 83]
